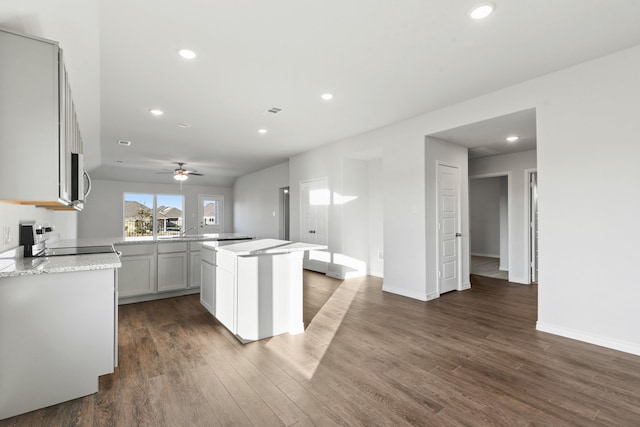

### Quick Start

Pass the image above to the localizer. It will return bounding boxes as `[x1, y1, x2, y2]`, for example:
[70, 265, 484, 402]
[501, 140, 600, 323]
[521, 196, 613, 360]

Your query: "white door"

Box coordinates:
[438, 164, 461, 294]
[300, 177, 329, 272]
[198, 195, 224, 234]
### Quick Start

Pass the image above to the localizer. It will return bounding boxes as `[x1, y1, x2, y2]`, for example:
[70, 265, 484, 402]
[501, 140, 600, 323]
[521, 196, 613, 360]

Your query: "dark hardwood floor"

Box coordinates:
[2, 272, 640, 426]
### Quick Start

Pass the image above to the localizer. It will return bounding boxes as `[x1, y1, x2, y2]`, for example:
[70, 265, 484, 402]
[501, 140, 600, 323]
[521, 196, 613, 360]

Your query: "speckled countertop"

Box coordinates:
[206, 238, 327, 256]
[53, 233, 253, 247]
[0, 233, 253, 278]
[0, 252, 121, 278]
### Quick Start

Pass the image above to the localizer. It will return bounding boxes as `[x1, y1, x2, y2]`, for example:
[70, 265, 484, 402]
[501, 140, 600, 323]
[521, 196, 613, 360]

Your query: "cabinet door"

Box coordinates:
[157, 252, 188, 292]
[200, 261, 215, 314]
[189, 251, 202, 288]
[215, 267, 235, 333]
[118, 255, 155, 298]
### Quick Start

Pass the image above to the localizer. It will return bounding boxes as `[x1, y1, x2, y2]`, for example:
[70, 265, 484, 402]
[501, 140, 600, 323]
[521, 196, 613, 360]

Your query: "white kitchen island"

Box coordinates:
[201, 239, 326, 342]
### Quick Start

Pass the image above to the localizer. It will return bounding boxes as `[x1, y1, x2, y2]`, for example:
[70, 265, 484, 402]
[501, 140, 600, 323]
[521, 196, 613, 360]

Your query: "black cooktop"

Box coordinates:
[42, 245, 116, 256]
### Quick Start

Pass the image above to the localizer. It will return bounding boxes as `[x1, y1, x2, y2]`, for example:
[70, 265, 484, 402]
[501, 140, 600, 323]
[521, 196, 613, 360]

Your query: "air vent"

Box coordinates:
[264, 107, 282, 115]
[117, 140, 132, 146]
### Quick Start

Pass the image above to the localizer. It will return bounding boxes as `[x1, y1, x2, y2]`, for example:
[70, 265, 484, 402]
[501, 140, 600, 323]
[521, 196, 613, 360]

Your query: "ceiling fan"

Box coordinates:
[157, 162, 204, 182]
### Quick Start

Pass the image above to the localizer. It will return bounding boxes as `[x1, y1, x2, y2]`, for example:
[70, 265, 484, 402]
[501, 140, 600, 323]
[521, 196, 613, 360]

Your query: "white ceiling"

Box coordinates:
[2, 1, 640, 185]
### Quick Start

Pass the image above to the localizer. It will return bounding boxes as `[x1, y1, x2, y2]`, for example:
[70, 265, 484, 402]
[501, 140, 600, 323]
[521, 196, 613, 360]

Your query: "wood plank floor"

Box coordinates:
[2, 272, 640, 426]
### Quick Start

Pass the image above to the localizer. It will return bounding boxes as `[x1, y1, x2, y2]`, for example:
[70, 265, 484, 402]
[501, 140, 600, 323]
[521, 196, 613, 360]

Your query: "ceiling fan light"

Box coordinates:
[174, 174, 188, 181]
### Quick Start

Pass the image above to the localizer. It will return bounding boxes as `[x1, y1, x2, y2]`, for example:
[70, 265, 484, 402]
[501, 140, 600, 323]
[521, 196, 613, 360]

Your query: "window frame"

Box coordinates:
[123, 192, 185, 238]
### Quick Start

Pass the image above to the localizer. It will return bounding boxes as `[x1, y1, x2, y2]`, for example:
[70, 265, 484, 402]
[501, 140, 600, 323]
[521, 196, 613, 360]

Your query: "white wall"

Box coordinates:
[279, 44, 640, 354]
[469, 177, 501, 257]
[469, 150, 537, 283]
[233, 162, 289, 239]
[368, 159, 384, 277]
[0, 203, 78, 253]
[77, 180, 233, 238]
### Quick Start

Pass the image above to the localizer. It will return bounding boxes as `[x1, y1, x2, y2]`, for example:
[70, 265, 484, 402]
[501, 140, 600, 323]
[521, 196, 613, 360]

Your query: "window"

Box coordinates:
[124, 193, 185, 237]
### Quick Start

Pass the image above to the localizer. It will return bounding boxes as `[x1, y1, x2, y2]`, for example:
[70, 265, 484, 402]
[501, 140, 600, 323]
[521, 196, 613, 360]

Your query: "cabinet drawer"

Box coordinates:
[201, 246, 216, 264]
[116, 244, 155, 257]
[217, 251, 235, 273]
[157, 242, 187, 253]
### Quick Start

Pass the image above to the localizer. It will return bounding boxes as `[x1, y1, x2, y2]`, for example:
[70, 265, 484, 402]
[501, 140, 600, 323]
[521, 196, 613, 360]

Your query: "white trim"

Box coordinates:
[524, 168, 538, 284]
[435, 160, 463, 296]
[382, 285, 432, 301]
[459, 282, 471, 291]
[508, 276, 529, 285]
[536, 322, 640, 357]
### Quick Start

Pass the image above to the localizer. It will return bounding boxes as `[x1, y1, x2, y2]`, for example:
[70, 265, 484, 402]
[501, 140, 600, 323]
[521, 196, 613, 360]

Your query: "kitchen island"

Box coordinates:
[0, 248, 120, 420]
[201, 239, 327, 342]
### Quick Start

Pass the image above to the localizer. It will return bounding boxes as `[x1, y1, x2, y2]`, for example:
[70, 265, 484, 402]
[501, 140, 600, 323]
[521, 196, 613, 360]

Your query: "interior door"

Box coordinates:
[198, 195, 224, 234]
[300, 177, 329, 273]
[438, 164, 461, 294]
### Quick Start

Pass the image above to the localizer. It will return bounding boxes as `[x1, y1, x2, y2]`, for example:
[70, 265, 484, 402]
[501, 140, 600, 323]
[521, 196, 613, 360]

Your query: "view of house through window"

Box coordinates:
[124, 193, 185, 237]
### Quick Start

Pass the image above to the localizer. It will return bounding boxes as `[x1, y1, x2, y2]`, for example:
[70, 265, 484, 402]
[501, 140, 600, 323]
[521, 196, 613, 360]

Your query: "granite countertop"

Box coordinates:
[0, 252, 121, 278]
[111, 233, 254, 246]
[206, 238, 327, 256]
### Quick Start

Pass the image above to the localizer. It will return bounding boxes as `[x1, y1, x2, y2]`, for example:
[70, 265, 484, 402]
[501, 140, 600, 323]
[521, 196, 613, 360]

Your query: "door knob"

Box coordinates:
[455, 233, 462, 237]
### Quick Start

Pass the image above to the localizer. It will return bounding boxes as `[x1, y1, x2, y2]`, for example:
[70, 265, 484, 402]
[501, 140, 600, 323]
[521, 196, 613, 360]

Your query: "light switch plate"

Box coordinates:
[2, 226, 10, 245]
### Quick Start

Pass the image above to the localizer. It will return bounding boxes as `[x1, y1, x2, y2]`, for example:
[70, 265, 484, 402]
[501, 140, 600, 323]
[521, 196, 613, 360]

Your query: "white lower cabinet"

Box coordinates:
[0, 269, 116, 420]
[189, 242, 201, 288]
[157, 252, 188, 291]
[200, 245, 216, 314]
[116, 244, 155, 298]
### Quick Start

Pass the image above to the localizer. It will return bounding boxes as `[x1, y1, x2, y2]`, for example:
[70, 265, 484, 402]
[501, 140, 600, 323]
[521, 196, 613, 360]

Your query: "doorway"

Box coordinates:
[198, 195, 224, 233]
[526, 170, 539, 283]
[300, 177, 329, 273]
[279, 187, 290, 240]
[469, 173, 509, 280]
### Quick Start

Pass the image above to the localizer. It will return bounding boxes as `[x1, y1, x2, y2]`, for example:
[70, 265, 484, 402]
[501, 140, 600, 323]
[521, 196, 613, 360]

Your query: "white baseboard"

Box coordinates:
[536, 322, 640, 356]
[382, 285, 431, 301]
[471, 252, 499, 258]
[459, 281, 471, 291]
[508, 275, 529, 285]
[499, 265, 509, 271]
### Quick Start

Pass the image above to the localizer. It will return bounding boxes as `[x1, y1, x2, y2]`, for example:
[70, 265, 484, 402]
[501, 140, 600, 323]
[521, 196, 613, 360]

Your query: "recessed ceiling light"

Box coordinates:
[468, 2, 495, 20]
[177, 122, 191, 128]
[506, 136, 519, 142]
[178, 49, 197, 59]
[321, 93, 334, 101]
[149, 109, 164, 116]
[258, 129, 268, 134]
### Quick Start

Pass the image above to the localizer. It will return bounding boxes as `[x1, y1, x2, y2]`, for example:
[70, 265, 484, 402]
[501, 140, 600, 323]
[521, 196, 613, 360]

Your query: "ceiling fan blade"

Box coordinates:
[156, 172, 175, 174]
[187, 172, 204, 176]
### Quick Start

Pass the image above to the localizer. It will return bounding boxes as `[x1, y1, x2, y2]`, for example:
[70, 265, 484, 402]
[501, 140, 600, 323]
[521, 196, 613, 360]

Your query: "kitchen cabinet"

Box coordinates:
[157, 242, 188, 292]
[200, 245, 216, 314]
[203, 239, 326, 342]
[188, 242, 202, 288]
[0, 268, 116, 420]
[116, 244, 156, 298]
[0, 28, 86, 209]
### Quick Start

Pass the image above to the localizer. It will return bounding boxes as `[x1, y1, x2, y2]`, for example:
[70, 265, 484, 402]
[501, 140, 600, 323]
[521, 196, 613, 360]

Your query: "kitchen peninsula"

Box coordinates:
[113, 233, 253, 304]
[201, 238, 327, 342]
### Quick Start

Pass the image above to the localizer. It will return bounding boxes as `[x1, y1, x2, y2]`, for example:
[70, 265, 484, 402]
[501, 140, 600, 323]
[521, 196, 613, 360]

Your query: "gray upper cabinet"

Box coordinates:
[0, 28, 85, 209]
